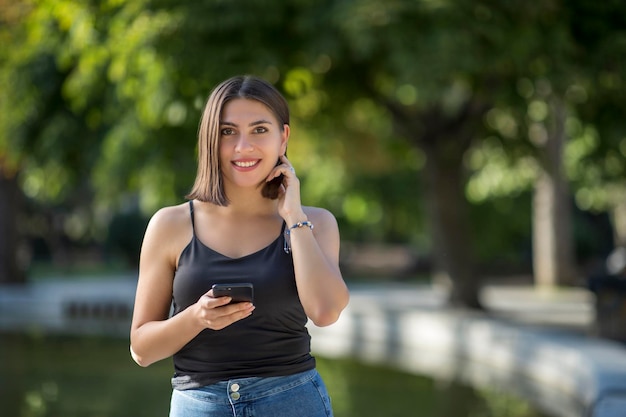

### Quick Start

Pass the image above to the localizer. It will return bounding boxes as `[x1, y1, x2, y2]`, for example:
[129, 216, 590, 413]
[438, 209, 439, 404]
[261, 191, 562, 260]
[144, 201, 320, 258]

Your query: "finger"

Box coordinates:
[220, 302, 254, 318]
[203, 292, 232, 307]
[279, 164, 295, 177]
[230, 303, 255, 320]
[278, 155, 295, 175]
[210, 303, 255, 329]
[266, 165, 294, 182]
[213, 300, 254, 314]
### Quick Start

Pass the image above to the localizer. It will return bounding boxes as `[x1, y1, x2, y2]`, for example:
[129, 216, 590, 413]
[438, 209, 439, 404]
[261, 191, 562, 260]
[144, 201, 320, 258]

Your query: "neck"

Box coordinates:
[221, 186, 278, 217]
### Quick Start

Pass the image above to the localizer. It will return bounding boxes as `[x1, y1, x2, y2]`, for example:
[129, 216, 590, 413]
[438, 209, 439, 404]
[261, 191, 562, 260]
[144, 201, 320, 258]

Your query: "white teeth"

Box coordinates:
[234, 161, 258, 168]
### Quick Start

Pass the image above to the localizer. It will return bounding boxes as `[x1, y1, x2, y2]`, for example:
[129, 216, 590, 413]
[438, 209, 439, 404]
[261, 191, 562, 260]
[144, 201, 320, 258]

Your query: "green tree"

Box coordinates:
[3, 0, 626, 312]
[1, 0, 109, 281]
[565, 0, 626, 248]
[1, 0, 33, 283]
[301, 0, 548, 304]
[287, 0, 626, 298]
[0, 0, 340, 282]
[466, 0, 626, 283]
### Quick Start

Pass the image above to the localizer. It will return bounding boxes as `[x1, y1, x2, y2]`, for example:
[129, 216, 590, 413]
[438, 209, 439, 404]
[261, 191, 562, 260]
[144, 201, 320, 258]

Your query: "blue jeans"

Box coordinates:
[169, 369, 333, 417]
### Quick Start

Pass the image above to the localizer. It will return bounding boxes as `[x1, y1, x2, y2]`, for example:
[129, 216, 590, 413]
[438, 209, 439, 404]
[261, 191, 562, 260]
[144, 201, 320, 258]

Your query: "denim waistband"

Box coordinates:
[175, 369, 319, 405]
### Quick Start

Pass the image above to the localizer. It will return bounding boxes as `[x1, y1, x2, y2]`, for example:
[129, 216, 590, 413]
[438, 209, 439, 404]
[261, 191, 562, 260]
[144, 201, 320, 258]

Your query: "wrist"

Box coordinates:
[283, 218, 314, 254]
[188, 302, 207, 332]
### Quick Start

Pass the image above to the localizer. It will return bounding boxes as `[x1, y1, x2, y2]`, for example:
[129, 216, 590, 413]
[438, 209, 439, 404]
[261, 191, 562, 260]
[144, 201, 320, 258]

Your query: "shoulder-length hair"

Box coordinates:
[186, 75, 290, 205]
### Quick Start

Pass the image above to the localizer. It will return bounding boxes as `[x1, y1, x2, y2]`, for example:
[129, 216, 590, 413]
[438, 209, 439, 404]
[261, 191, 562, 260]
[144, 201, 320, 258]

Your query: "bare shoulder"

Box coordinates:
[148, 202, 192, 231]
[142, 202, 193, 263]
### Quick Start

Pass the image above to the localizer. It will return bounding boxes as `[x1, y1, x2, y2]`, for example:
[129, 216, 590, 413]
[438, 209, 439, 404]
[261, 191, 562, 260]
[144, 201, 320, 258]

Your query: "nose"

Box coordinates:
[234, 133, 254, 152]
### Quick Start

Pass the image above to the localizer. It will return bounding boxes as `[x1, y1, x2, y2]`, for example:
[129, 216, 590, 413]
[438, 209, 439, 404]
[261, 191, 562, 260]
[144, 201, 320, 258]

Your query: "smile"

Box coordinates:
[233, 160, 260, 168]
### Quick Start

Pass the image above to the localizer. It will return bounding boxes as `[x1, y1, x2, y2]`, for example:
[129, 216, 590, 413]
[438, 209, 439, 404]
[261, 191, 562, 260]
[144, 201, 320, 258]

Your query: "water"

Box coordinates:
[0, 333, 552, 417]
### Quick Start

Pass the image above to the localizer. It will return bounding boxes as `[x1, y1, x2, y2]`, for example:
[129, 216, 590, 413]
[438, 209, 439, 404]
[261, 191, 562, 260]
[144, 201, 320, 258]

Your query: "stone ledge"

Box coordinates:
[308, 299, 626, 417]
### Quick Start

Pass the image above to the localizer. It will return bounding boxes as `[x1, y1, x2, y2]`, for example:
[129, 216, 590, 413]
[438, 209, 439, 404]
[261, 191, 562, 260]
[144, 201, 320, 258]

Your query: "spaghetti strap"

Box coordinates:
[188, 200, 196, 236]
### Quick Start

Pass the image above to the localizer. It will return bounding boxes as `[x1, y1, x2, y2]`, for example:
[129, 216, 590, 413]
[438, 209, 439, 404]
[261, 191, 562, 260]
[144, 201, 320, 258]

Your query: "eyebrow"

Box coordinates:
[220, 120, 273, 127]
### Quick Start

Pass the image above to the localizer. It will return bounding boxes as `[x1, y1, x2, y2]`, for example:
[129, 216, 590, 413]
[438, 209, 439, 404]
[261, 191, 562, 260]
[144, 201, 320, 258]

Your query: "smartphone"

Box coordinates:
[261, 158, 284, 199]
[211, 283, 254, 304]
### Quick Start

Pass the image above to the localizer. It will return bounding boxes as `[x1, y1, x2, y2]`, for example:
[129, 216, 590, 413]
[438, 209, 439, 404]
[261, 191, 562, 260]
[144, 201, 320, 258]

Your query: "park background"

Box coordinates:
[1, 0, 626, 416]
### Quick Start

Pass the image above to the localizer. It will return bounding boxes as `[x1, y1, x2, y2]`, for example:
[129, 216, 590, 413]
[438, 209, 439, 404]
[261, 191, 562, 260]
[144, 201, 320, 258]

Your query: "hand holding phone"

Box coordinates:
[211, 283, 254, 304]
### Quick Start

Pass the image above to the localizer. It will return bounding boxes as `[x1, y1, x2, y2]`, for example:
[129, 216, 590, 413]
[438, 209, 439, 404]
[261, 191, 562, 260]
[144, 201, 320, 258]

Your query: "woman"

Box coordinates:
[129, 75, 350, 417]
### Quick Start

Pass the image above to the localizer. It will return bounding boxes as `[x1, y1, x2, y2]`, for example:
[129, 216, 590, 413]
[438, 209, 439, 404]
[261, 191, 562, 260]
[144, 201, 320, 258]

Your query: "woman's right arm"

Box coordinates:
[129, 206, 254, 367]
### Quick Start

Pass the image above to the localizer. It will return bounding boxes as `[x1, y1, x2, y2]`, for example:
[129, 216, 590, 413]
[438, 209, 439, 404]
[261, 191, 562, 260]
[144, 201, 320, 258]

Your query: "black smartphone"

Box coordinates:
[211, 283, 254, 304]
[261, 158, 284, 199]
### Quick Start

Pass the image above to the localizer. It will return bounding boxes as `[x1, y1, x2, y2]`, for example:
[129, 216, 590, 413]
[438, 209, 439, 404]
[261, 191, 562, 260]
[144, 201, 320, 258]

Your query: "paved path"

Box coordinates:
[1, 277, 625, 417]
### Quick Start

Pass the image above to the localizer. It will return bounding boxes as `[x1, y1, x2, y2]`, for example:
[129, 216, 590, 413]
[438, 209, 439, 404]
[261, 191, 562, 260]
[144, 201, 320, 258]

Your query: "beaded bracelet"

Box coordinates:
[286, 221, 314, 234]
[283, 221, 314, 254]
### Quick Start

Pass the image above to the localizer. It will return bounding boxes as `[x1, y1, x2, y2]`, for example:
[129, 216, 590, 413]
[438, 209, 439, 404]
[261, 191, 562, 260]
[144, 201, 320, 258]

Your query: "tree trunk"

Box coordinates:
[532, 99, 577, 288]
[0, 165, 25, 284]
[610, 197, 626, 248]
[381, 97, 485, 309]
[423, 146, 482, 308]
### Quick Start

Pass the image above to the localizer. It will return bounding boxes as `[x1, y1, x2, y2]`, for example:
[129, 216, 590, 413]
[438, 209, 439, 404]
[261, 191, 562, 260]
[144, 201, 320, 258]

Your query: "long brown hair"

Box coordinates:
[186, 75, 290, 205]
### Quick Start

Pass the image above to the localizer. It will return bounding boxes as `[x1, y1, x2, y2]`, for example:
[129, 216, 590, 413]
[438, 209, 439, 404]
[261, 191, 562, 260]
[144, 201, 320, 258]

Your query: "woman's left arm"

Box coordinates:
[270, 155, 349, 326]
[287, 207, 349, 327]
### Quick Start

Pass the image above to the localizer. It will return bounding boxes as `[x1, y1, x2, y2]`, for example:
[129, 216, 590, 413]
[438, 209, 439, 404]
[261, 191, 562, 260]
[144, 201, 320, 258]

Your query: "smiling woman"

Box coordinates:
[188, 76, 292, 205]
[217, 98, 290, 193]
[129, 75, 349, 417]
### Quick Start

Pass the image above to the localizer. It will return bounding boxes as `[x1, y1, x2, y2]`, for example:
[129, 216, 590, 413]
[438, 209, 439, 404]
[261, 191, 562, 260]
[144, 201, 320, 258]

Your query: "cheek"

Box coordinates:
[218, 148, 232, 172]
[219, 143, 230, 159]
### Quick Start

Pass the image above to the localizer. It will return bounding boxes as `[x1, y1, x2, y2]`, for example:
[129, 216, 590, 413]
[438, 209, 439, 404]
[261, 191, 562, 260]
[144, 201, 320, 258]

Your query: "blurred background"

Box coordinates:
[1, 0, 625, 416]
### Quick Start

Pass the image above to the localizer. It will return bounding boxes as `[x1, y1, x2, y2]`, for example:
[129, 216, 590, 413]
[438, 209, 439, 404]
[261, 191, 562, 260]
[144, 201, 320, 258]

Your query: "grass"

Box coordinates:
[1, 334, 171, 417]
[0, 333, 552, 417]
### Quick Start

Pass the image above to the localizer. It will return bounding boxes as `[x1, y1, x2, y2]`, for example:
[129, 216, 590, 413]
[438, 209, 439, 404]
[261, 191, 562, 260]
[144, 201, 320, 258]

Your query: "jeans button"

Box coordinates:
[230, 392, 241, 400]
[231, 383, 240, 392]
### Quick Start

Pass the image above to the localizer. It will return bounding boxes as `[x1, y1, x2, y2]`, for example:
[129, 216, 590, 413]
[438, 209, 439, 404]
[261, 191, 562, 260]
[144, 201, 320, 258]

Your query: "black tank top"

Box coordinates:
[170, 201, 315, 390]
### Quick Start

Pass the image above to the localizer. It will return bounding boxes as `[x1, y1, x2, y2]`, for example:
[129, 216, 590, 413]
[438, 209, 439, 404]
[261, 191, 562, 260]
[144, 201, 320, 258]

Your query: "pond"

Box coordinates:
[0, 333, 553, 417]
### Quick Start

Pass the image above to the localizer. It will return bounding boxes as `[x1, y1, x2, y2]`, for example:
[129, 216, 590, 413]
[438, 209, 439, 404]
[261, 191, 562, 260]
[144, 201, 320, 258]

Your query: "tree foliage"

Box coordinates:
[1, 0, 625, 296]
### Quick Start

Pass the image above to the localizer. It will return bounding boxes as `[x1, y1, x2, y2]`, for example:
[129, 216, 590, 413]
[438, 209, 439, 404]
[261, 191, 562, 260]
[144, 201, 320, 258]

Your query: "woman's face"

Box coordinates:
[219, 98, 289, 190]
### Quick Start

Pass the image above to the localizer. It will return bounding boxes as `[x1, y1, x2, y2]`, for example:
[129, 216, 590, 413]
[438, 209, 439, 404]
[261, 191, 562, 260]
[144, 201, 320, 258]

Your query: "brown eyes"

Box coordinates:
[220, 126, 269, 136]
